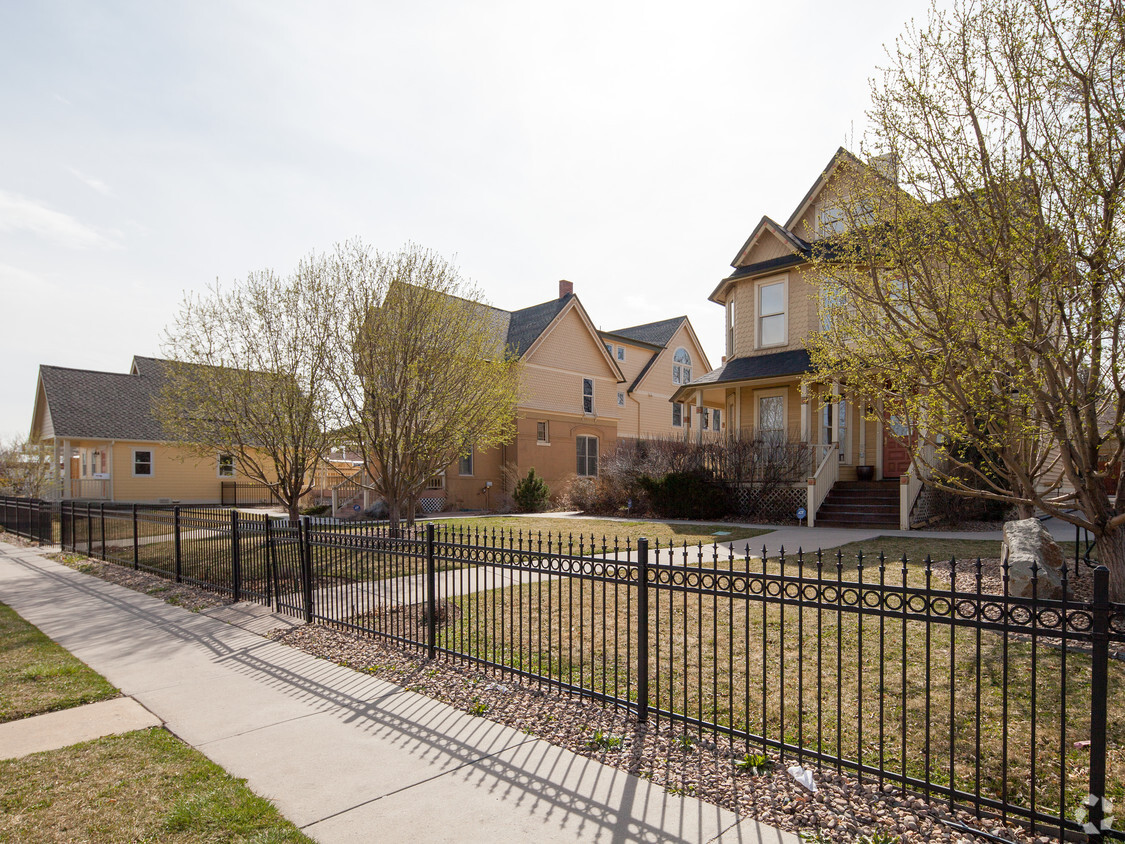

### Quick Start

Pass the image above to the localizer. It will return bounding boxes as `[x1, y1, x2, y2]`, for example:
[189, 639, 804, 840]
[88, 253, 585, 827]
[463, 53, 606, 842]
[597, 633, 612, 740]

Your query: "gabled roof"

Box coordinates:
[607, 316, 687, 348]
[783, 146, 864, 232]
[671, 349, 813, 401]
[36, 358, 174, 441]
[505, 293, 573, 357]
[730, 215, 810, 269]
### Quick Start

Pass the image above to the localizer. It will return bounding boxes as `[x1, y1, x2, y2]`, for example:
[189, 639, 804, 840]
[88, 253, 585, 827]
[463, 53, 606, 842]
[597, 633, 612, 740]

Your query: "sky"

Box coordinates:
[0, 0, 934, 441]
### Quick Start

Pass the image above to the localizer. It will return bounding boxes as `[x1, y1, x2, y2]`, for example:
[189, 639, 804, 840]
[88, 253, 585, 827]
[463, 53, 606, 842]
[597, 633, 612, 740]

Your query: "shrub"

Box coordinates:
[300, 504, 330, 516]
[512, 468, 550, 512]
[637, 471, 728, 520]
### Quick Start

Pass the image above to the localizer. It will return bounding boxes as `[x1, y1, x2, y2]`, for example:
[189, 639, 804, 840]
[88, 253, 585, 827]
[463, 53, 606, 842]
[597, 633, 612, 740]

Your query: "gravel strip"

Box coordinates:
[45, 551, 234, 613]
[268, 623, 1050, 844]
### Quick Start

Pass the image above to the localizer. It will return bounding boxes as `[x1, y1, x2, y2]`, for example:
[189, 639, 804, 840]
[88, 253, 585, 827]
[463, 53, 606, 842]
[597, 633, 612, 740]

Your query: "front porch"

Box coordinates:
[674, 351, 927, 529]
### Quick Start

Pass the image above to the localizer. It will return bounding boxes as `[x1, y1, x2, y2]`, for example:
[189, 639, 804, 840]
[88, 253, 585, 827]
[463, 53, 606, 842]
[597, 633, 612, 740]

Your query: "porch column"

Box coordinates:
[736, 386, 743, 437]
[695, 394, 704, 445]
[51, 439, 60, 500]
[875, 398, 884, 476]
[800, 384, 809, 442]
[62, 439, 71, 499]
[858, 401, 867, 465]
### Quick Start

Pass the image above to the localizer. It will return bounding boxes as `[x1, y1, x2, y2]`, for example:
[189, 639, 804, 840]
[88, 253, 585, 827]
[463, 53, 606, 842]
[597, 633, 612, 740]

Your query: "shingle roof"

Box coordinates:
[505, 293, 573, 357]
[39, 358, 173, 441]
[607, 316, 686, 348]
[686, 349, 813, 388]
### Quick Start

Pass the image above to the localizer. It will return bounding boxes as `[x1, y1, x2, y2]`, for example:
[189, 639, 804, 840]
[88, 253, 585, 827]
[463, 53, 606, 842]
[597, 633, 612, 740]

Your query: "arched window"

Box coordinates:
[673, 348, 691, 385]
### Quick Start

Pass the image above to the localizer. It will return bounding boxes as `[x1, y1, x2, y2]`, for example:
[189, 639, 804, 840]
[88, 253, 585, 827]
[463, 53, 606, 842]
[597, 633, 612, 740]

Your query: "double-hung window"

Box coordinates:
[576, 436, 598, 477]
[133, 449, 153, 477]
[458, 449, 474, 476]
[217, 454, 235, 478]
[582, 378, 594, 414]
[757, 278, 787, 347]
[672, 403, 683, 427]
[536, 421, 549, 444]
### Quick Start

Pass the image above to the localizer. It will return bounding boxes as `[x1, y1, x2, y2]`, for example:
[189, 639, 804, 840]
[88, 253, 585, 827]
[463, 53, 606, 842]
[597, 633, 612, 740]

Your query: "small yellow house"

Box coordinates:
[29, 356, 263, 504]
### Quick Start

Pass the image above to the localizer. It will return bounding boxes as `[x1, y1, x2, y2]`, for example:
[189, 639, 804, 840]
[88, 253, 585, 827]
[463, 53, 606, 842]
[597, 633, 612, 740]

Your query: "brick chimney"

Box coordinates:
[559, 279, 573, 298]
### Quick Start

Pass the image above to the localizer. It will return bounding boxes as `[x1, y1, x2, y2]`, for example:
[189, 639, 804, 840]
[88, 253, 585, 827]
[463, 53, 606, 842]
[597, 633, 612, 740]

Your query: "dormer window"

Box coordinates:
[672, 348, 691, 384]
[757, 277, 788, 347]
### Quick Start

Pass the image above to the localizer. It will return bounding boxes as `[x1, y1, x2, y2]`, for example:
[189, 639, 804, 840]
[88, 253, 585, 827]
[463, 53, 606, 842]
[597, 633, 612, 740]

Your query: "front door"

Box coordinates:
[882, 414, 913, 479]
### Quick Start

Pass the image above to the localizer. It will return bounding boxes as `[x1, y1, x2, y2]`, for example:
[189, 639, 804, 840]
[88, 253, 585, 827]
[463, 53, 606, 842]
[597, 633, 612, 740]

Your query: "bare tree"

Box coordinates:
[0, 437, 53, 499]
[156, 261, 338, 523]
[325, 241, 521, 533]
[804, 0, 1125, 594]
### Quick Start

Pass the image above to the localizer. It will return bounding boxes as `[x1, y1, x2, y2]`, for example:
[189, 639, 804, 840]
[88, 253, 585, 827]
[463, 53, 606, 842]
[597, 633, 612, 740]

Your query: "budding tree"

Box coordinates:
[156, 262, 338, 523]
[804, 0, 1125, 594]
[325, 241, 520, 534]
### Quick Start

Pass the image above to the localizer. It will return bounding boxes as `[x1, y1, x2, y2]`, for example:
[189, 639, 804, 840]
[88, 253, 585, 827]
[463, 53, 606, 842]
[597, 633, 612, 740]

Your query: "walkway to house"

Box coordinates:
[0, 541, 799, 844]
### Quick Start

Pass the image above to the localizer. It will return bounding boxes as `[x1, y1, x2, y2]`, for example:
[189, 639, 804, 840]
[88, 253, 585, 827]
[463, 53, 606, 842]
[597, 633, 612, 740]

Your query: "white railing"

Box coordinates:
[68, 478, 110, 500]
[807, 442, 839, 528]
[899, 441, 935, 530]
[330, 468, 367, 513]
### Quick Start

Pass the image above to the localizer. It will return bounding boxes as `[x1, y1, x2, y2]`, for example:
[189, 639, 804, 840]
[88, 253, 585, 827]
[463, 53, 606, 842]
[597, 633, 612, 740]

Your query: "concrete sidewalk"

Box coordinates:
[0, 542, 799, 844]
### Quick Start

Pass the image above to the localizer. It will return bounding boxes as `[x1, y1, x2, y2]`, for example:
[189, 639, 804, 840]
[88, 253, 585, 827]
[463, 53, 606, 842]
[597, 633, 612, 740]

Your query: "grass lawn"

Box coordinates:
[426, 516, 770, 548]
[815, 535, 1004, 564]
[0, 602, 118, 724]
[0, 727, 312, 843]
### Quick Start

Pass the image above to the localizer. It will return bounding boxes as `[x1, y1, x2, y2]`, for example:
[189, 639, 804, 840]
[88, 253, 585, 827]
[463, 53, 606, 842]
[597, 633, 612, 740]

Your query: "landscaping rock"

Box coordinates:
[1002, 518, 1067, 599]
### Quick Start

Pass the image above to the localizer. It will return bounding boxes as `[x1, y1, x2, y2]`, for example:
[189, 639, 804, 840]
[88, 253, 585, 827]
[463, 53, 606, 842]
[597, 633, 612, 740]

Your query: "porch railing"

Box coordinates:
[68, 479, 110, 500]
[806, 442, 838, 527]
[899, 440, 935, 530]
[330, 468, 367, 514]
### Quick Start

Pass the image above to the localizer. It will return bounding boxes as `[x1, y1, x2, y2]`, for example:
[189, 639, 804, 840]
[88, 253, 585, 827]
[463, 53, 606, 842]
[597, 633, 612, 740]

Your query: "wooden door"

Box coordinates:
[882, 414, 913, 479]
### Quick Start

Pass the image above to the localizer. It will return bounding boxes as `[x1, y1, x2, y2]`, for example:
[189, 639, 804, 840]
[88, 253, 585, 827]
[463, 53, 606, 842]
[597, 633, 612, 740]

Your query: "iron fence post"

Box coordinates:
[86, 502, 92, 556]
[637, 537, 650, 723]
[426, 523, 436, 660]
[173, 506, 182, 583]
[300, 515, 313, 623]
[231, 509, 241, 602]
[99, 502, 106, 560]
[132, 504, 139, 569]
[1088, 566, 1110, 843]
[265, 515, 277, 610]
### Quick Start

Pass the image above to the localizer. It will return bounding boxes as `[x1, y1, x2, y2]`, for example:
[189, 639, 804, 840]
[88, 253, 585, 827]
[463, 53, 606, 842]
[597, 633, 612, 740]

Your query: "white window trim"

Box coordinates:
[726, 300, 735, 357]
[754, 387, 789, 438]
[582, 377, 594, 415]
[821, 396, 851, 464]
[616, 345, 625, 361]
[672, 402, 684, 428]
[216, 453, 236, 479]
[536, 420, 550, 445]
[576, 435, 599, 478]
[132, 448, 154, 478]
[616, 391, 625, 407]
[755, 275, 789, 349]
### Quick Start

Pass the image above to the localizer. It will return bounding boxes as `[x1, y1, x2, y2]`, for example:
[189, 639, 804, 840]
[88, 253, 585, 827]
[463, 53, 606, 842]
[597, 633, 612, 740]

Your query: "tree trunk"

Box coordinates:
[1096, 525, 1125, 602]
[288, 501, 301, 526]
[387, 497, 401, 537]
[1014, 500, 1035, 520]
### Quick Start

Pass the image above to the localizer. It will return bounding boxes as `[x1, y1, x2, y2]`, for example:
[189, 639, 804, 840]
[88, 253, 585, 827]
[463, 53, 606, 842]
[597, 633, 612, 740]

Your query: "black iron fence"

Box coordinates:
[220, 481, 279, 507]
[13, 497, 1120, 842]
[0, 496, 57, 544]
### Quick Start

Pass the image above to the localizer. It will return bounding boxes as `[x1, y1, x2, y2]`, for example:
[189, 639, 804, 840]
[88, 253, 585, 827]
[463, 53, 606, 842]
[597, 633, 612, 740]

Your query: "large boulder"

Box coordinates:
[1002, 518, 1067, 599]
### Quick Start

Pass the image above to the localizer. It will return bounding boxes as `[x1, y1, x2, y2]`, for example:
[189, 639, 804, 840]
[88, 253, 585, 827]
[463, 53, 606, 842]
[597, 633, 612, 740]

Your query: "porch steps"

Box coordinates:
[815, 481, 899, 528]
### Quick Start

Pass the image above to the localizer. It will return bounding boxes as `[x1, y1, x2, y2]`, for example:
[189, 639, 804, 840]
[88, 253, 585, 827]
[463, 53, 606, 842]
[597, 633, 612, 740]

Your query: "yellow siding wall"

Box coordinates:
[522, 306, 622, 420]
[730, 269, 817, 360]
[109, 442, 229, 503]
[627, 323, 719, 438]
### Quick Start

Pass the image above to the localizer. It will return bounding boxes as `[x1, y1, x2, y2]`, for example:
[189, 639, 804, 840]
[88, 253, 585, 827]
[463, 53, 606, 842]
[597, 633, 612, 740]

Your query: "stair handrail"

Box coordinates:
[330, 467, 368, 512]
[899, 440, 934, 530]
[807, 442, 839, 528]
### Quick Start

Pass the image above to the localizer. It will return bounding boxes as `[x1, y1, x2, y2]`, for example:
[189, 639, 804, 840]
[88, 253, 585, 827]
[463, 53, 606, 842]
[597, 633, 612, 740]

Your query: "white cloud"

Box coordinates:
[68, 168, 113, 196]
[0, 189, 119, 249]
